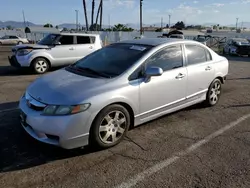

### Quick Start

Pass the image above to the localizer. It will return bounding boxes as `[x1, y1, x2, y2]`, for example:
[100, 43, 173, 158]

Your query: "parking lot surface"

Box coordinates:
[0, 46, 250, 188]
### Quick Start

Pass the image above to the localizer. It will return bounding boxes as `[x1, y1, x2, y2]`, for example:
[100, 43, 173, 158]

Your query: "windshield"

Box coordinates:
[196, 37, 206, 42]
[38, 34, 60, 45]
[68, 43, 153, 78]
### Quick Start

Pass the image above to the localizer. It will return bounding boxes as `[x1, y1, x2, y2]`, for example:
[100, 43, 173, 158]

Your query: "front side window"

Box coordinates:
[67, 43, 153, 78]
[38, 34, 60, 45]
[146, 45, 183, 71]
[185, 44, 207, 65]
[58, 35, 74, 45]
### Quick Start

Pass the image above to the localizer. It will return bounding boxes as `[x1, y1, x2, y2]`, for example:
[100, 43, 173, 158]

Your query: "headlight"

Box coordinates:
[17, 49, 33, 56]
[42, 103, 91, 116]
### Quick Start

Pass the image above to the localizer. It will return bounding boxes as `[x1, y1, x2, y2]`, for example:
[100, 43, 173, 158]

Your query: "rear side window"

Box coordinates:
[58, 35, 74, 45]
[206, 50, 212, 61]
[185, 45, 207, 65]
[77, 36, 94, 44]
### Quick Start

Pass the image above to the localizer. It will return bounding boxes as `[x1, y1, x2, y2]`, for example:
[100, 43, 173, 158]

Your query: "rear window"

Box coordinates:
[77, 36, 95, 44]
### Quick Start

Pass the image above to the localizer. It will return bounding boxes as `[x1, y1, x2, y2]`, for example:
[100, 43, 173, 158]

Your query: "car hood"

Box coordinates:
[13, 44, 50, 50]
[27, 69, 114, 105]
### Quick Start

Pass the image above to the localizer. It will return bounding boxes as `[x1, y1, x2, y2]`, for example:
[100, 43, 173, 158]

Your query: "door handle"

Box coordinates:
[205, 66, 211, 71]
[69, 47, 75, 50]
[175, 73, 185, 79]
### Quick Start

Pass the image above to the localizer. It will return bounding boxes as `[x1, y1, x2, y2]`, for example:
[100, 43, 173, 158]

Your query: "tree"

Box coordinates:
[90, 23, 101, 31]
[82, 0, 89, 31]
[6, 25, 12, 30]
[173, 21, 185, 29]
[112, 24, 134, 31]
[166, 24, 169, 28]
[44, 23, 53, 28]
[62, 27, 68, 31]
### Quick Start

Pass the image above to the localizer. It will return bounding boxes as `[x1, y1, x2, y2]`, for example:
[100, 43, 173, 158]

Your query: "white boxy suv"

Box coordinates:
[9, 33, 103, 74]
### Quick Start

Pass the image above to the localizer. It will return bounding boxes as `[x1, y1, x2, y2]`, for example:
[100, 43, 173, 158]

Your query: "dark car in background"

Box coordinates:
[223, 38, 250, 56]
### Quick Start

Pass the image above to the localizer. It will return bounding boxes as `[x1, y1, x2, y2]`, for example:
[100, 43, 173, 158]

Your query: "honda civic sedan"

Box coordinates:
[19, 38, 229, 149]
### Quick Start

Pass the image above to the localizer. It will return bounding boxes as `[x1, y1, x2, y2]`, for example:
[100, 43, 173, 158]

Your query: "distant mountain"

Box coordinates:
[0, 21, 38, 28]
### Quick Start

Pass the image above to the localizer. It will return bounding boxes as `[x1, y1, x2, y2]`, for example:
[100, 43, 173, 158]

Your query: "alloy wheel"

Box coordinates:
[209, 81, 221, 105]
[99, 111, 126, 144]
[35, 60, 48, 73]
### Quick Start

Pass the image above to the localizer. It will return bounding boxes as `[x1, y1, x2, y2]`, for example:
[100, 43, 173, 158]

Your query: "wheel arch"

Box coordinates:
[30, 56, 51, 68]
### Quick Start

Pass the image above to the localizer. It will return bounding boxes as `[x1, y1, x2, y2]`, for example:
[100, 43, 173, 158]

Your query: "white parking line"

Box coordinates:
[116, 113, 250, 188]
[0, 107, 18, 113]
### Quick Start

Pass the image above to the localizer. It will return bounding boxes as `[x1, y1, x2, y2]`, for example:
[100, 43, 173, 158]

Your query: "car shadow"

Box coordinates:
[0, 101, 19, 111]
[0, 101, 96, 173]
[221, 55, 250, 62]
[0, 65, 63, 77]
[227, 77, 250, 81]
[227, 104, 250, 108]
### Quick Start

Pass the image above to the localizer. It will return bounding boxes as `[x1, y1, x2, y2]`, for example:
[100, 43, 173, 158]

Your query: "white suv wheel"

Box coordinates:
[32, 58, 49, 74]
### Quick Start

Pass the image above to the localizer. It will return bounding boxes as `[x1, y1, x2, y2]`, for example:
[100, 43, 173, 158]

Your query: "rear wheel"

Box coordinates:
[204, 79, 222, 107]
[17, 41, 23, 45]
[32, 58, 49, 74]
[89, 104, 130, 149]
[0, 42, 2, 45]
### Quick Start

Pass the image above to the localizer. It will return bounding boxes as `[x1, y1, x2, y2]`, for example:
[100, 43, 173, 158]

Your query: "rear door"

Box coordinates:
[74, 35, 96, 61]
[49, 35, 78, 66]
[184, 44, 215, 99]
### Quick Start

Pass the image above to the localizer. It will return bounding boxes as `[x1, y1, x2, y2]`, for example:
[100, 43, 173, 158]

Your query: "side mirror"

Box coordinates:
[145, 66, 163, 77]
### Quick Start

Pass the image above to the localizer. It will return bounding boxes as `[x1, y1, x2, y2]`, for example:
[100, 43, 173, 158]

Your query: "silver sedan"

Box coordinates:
[19, 38, 229, 149]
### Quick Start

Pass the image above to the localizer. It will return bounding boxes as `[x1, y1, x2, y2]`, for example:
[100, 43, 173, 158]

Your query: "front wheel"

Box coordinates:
[89, 104, 130, 149]
[204, 79, 222, 107]
[32, 58, 49, 74]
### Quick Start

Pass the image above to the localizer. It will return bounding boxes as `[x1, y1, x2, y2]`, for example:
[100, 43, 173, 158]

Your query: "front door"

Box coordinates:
[49, 35, 78, 66]
[139, 44, 187, 121]
[184, 44, 215, 99]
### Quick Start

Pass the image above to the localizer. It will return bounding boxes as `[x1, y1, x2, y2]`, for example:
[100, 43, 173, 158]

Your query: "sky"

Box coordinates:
[1, 0, 250, 27]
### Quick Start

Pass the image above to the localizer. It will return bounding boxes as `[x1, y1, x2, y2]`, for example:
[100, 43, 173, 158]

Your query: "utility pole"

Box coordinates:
[108, 14, 111, 30]
[161, 17, 163, 29]
[140, 0, 143, 36]
[22, 10, 28, 38]
[75, 10, 79, 31]
[168, 14, 171, 28]
[236, 17, 239, 31]
[91, 0, 95, 27]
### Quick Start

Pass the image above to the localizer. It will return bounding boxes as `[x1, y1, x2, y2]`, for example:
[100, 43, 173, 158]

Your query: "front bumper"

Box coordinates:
[19, 96, 92, 149]
[8, 55, 21, 67]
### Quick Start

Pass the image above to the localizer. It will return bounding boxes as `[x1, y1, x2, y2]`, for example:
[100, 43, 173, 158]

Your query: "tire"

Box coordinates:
[0, 42, 2, 45]
[32, 58, 50, 74]
[204, 79, 222, 107]
[17, 41, 23, 45]
[89, 104, 130, 149]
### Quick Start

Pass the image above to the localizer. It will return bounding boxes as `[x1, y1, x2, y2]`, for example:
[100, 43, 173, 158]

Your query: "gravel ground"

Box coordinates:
[0, 46, 250, 188]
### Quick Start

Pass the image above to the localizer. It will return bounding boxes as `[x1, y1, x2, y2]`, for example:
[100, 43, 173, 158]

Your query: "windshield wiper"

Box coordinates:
[70, 66, 111, 78]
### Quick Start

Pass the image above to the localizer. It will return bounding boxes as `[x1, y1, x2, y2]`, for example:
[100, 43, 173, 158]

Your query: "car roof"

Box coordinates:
[59, 32, 100, 37]
[117, 38, 194, 46]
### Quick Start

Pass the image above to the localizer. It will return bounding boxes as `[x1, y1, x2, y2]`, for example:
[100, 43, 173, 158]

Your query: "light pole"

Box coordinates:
[75, 10, 79, 31]
[168, 14, 171, 27]
[236, 17, 239, 31]
[140, 0, 143, 36]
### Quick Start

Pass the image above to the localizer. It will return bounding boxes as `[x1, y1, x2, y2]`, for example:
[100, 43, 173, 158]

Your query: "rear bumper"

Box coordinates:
[8, 55, 21, 67]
